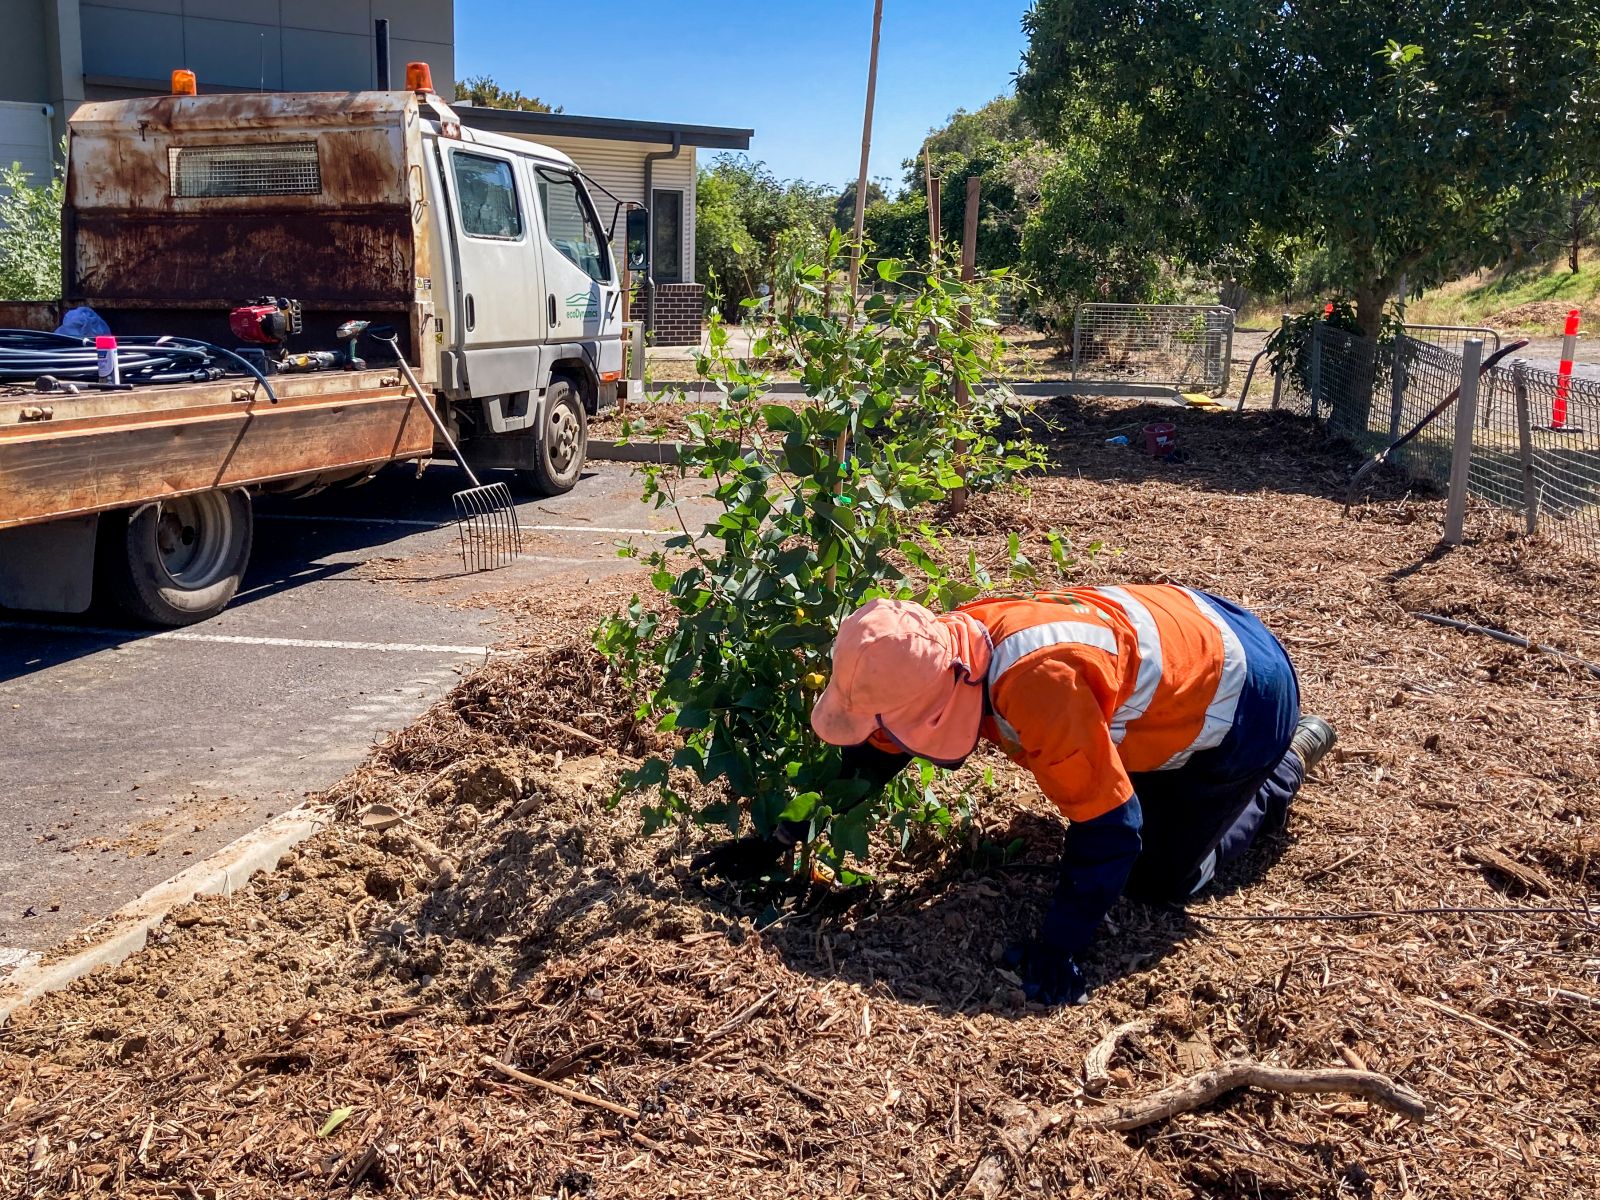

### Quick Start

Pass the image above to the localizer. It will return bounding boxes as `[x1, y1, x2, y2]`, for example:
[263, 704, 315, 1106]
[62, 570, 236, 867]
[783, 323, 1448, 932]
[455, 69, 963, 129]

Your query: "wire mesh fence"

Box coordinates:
[1280, 324, 1600, 559]
[1403, 323, 1502, 357]
[1494, 360, 1600, 557]
[1072, 304, 1234, 393]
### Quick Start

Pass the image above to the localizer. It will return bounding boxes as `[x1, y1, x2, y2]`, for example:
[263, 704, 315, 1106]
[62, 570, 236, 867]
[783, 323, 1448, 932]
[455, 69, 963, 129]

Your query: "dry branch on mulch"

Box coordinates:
[3, 394, 1597, 1200]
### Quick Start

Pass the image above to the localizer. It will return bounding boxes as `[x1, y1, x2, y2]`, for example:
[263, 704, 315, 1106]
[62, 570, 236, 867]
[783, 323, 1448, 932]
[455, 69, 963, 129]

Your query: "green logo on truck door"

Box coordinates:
[565, 291, 598, 321]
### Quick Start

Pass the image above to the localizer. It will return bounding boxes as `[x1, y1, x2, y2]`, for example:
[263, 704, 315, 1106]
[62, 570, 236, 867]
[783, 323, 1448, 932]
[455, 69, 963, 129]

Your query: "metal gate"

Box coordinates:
[1072, 304, 1235, 394]
[1403, 323, 1502, 356]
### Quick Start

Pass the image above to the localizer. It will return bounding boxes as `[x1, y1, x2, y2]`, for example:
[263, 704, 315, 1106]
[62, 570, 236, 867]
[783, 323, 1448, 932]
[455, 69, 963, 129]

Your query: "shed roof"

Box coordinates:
[455, 107, 753, 151]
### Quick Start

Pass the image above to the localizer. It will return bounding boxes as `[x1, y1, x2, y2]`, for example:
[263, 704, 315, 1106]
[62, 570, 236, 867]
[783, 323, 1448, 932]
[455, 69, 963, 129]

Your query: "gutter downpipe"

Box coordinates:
[642, 134, 683, 336]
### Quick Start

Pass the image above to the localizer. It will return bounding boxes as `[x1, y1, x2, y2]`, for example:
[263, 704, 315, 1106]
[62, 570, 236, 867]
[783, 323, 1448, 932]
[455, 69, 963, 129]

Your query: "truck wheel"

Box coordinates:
[99, 489, 253, 626]
[516, 377, 587, 496]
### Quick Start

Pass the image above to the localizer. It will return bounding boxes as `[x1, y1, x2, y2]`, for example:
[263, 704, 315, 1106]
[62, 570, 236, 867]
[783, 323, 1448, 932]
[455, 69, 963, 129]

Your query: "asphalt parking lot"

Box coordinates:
[0, 460, 692, 969]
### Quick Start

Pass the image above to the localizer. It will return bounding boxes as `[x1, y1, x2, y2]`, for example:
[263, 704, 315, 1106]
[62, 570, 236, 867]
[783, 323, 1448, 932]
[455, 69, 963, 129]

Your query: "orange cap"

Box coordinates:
[406, 62, 434, 93]
[810, 599, 991, 765]
[171, 69, 197, 96]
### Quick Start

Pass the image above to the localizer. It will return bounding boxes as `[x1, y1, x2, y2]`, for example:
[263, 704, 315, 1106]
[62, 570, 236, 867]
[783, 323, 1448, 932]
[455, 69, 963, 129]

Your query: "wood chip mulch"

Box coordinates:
[2, 395, 1596, 1199]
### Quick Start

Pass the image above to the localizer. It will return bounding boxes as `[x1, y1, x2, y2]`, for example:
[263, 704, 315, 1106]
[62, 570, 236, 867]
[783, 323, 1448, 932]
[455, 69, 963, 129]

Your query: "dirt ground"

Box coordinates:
[2, 395, 1597, 1199]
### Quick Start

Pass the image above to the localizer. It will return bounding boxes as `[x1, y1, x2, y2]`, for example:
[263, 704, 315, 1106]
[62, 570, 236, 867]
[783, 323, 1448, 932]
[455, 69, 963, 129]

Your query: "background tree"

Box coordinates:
[0, 159, 64, 301]
[833, 180, 886, 232]
[454, 74, 558, 112]
[696, 155, 834, 318]
[1019, 116, 1172, 335]
[1018, 1, 1600, 334]
[866, 97, 1059, 276]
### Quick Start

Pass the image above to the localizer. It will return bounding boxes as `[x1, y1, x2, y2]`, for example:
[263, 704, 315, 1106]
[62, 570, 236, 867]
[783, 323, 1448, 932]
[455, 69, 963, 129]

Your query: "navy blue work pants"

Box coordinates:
[1124, 593, 1305, 902]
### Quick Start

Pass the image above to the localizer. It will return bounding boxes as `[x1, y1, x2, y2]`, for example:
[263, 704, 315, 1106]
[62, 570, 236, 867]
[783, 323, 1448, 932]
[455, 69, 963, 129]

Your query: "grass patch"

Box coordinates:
[1240, 249, 1600, 333]
[1406, 249, 1600, 329]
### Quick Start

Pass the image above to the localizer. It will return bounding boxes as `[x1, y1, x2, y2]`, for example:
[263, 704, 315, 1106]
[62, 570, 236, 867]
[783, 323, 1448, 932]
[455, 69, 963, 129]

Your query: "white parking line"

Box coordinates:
[256, 513, 665, 536]
[0, 621, 493, 655]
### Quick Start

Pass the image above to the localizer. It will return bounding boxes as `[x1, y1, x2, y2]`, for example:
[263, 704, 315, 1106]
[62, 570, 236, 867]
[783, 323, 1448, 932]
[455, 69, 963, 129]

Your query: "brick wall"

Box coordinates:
[651, 283, 705, 347]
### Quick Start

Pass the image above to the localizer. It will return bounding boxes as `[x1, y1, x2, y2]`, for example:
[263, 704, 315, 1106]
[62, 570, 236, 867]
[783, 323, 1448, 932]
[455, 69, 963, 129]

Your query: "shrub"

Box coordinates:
[599, 234, 1073, 879]
[0, 158, 64, 301]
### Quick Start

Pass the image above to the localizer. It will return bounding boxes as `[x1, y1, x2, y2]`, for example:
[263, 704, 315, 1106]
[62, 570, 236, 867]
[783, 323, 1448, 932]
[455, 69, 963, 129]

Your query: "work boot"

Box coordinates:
[1289, 715, 1337, 773]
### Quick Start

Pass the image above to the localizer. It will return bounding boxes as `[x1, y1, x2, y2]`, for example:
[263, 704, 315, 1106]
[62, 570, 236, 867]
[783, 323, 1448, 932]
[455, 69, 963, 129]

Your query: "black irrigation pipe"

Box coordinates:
[1187, 905, 1596, 924]
[0, 329, 278, 402]
[1411, 611, 1600, 681]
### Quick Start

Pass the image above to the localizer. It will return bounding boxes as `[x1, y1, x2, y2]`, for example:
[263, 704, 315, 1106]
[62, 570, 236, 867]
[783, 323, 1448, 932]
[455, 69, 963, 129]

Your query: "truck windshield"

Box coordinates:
[536, 167, 612, 284]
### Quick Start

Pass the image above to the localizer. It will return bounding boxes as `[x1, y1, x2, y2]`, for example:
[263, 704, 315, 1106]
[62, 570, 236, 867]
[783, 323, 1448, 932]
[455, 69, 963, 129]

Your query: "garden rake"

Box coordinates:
[368, 326, 521, 572]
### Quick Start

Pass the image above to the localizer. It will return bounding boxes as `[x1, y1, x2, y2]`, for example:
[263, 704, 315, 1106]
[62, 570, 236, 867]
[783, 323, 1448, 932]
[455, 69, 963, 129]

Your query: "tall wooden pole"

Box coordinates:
[846, 0, 885, 314]
[950, 176, 980, 514]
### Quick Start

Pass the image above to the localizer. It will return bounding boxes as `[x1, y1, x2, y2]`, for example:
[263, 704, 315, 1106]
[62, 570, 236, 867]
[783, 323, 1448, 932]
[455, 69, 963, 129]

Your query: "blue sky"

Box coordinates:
[454, 1, 1034, 193]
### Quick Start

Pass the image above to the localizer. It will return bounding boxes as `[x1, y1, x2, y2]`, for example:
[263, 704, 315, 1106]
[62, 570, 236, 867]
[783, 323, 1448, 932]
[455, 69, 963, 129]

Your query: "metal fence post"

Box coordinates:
[1512, 359, 1539, 536]
[1270, 312, 1288, 410]
[1307, 322, 1323, 421]
[1443, 338, 1484, 546]
[1387, 340, 1410, 439]
[1071, 307, 1082, 382]
[1219, 308, 1235, 393]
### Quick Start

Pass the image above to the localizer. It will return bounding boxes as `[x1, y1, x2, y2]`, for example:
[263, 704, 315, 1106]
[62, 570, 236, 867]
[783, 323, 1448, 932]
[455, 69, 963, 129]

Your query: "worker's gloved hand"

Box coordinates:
[690, 819, 809, 881]
[1002, 941, 1089, 1007]
[690, 835, 785, 880]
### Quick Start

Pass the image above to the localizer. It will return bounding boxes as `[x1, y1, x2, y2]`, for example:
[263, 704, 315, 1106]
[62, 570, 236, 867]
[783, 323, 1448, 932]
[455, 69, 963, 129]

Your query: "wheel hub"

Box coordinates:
[151, 493, 236, 588]
[549, 404, 580, 473]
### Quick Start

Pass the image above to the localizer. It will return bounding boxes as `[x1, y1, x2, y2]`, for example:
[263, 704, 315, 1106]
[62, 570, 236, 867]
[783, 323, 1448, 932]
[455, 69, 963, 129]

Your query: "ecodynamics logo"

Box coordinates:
[565, 291, 599, 321]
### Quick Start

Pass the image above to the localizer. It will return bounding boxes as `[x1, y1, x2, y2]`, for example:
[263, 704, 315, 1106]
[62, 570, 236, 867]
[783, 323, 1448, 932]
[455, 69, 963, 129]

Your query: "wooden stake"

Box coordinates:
[846, 0, 886, 313]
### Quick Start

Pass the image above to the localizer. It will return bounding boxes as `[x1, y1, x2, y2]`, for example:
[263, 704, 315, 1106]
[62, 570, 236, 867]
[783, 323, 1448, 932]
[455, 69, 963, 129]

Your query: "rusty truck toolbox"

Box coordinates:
[0, 373, 433, 530]
[66, 91, 428, 312]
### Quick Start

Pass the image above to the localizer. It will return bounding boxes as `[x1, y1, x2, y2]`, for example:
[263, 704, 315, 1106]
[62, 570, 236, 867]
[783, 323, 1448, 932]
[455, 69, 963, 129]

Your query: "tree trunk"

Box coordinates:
[1572, 195, 1582, 275]
[1354, 285, 1389, 339]
[1347, 282, 1391, 436]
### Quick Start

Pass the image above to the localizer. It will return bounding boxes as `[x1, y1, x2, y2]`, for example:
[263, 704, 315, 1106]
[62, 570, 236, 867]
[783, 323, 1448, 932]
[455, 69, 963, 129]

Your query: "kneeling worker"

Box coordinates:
[807, 585, 1335, 1005]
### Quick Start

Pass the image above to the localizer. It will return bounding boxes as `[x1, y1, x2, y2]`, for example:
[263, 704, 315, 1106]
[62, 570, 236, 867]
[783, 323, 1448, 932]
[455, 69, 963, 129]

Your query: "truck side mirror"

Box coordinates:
[625, 207, 649, 275]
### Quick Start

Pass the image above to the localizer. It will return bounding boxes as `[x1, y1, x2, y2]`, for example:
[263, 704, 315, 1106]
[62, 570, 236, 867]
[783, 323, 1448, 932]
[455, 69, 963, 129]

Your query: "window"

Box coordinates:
[169, 143, 320, 198]
[536, 167, 612, 283]
[452, 152, 522, 239]
[651, 189, 683, 284]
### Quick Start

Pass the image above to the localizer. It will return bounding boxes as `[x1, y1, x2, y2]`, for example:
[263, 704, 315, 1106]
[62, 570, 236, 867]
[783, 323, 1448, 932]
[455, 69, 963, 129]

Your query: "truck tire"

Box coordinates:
[516, 377, 587, 497]
[99, 489, 253, 626]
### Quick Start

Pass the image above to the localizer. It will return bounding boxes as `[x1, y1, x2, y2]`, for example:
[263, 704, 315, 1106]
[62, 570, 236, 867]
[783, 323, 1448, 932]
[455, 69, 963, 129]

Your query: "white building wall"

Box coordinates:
[524, 134, 697, 284]
[0, 101, 56, 186]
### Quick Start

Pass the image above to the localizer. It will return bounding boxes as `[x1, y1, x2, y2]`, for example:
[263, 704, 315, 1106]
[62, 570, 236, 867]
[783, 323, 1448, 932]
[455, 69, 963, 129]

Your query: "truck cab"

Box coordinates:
[425, 122, 626, 494]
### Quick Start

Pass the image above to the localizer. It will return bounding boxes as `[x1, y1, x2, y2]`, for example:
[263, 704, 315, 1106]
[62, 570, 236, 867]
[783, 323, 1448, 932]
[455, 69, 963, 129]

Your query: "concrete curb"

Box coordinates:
[587, 439, 688, 465]
[0, 803, 326, 1025]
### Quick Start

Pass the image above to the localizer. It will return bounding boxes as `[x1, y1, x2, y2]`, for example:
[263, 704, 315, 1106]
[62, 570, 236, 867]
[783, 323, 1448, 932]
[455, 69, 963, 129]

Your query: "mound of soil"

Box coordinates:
[1488, 300, 1585, 332]
[2, 394, 1597, 1199]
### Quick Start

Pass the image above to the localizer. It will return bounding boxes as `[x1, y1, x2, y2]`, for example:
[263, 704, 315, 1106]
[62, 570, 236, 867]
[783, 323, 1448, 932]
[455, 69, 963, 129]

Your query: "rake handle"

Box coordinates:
[375, 333, 483, 489]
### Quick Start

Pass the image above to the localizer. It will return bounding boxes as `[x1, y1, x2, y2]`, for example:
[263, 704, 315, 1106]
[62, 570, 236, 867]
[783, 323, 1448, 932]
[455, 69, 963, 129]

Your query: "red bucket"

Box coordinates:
[1142, 421, 1178, 456]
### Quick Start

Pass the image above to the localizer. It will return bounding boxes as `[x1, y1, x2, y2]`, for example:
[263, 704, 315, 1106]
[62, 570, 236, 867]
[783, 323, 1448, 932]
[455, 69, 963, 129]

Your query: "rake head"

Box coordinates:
[451, 481, 522, 572]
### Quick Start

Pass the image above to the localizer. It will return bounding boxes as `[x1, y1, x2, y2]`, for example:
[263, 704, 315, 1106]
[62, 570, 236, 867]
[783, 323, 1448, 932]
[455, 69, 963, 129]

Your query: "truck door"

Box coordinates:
[531, 164, 621, 352]
[439, 144, 544, 396]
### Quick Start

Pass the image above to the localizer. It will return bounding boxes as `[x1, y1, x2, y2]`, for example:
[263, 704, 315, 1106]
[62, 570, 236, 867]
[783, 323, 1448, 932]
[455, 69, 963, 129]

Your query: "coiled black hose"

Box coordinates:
[0, 329, 278, 401]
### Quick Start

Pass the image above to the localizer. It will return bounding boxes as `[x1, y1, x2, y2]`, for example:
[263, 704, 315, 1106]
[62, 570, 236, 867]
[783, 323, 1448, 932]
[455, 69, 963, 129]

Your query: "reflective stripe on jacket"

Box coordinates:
[960, 586, 1250, 822]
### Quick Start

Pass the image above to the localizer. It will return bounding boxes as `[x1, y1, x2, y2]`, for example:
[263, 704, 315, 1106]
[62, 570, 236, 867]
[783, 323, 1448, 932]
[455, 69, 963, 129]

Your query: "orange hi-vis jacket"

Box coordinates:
[958, 586, 1249, 825]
